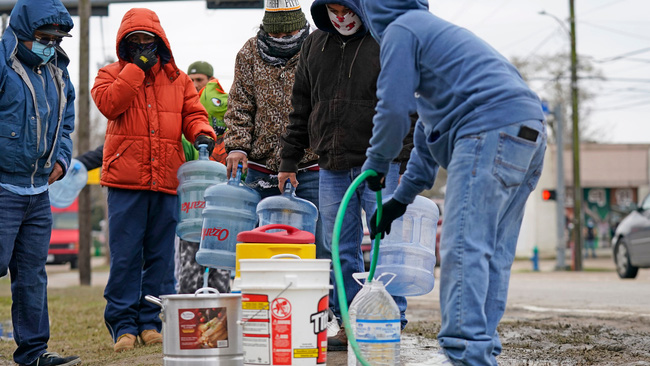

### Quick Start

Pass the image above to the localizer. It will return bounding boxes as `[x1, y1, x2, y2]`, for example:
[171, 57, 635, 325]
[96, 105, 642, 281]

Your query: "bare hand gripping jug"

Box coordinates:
[256, 179, 318, 235]
[196, 165, 260, 270]
[176, 144, 227, 242]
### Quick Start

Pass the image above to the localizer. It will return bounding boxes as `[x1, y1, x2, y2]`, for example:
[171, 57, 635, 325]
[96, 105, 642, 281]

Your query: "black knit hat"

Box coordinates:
[262, 0, 306, 34]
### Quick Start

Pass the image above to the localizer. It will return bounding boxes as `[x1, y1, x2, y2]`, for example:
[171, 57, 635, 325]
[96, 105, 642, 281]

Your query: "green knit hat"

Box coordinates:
[187, 61, 213, 78]
[262, 0, 306, 34]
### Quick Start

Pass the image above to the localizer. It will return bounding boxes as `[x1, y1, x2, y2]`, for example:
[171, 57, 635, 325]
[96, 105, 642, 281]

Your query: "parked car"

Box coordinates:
[611, 194, 650, 278]
[48, 199, 79, 269]
[361, 212, 442, 271]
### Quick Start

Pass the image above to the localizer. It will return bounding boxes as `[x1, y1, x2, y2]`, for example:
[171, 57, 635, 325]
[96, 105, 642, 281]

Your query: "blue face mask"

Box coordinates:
[31, 41, 55, 64]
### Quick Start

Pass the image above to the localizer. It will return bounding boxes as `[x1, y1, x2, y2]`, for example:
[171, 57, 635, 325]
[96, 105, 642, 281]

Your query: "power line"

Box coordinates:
[591, 97, 650, 111]
[579, 20, 650, 41]
[594, 47, 650, 63]
[581, 0, 631, 16]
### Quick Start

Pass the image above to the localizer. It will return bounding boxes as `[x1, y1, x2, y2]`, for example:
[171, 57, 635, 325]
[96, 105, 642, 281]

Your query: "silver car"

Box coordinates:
[611, 193, 650, 278]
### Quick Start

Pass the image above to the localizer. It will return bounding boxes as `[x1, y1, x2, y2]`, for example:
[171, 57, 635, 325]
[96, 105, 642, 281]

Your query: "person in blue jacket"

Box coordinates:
[0, 0, 80, 365]
[360, 1, 547, 365]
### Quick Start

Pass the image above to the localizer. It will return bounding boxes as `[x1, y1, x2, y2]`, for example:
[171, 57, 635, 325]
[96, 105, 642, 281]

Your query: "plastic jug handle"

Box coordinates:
[376, 272, 398, 287]
[283, 179, 294, 194]
[195, 287, 221, 295]
[270, 254, 301, 260]
[254, 224, 299, 234]
[352, 272, 369, 286]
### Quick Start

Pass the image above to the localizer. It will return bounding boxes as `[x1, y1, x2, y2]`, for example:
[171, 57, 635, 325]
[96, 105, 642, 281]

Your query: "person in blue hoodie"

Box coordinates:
[278, 0, 413, 351]
[0, 0, 80, 365]
[360, 1, 547, 365]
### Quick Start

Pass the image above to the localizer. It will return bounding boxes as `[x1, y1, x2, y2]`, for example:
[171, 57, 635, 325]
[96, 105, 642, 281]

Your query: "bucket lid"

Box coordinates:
[237, 224, 315, 244]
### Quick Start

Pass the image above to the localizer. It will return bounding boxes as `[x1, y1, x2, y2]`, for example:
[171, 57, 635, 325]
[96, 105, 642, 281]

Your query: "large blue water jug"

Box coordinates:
[196, 165, 260, 270]
[48, 158, 88, 208]
[256, 179, 318, 235]
[375, 195, 439, 297]
[176, 144, 227, 242]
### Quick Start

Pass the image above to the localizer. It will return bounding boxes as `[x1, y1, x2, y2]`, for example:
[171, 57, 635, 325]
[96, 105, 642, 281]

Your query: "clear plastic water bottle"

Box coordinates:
[48, 158, 88, 208]
[375, 195, 439, 297]
[1, 320, 13, 341]
[196, 164, 260, 269]
[347, 277, 400, 366]
[256, 179, 318, 235]
[176, 144, 227, 241]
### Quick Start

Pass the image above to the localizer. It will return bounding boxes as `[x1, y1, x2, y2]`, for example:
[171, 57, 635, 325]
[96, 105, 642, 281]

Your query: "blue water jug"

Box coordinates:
[176, 144, 227, 242]
[196, 165, 261, 270]
[256, 179, 318, 235]
[48, 158, 88, 208]
[375, 195, 439, 297]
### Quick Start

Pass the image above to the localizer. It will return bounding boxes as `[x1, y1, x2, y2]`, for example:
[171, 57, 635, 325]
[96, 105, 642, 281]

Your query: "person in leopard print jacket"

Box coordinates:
[224, 0, 326, 260]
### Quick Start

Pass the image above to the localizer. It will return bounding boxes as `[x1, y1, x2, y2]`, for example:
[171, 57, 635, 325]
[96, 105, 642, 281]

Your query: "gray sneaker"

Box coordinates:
[21, 352, 81, 366]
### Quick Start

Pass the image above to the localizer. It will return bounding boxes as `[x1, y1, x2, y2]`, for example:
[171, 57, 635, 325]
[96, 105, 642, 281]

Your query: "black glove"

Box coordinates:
[366, 171, 386, 192]
[133, 48, 158, 72]
[369, 198, 408, 240]
[194, 135, 215, 156]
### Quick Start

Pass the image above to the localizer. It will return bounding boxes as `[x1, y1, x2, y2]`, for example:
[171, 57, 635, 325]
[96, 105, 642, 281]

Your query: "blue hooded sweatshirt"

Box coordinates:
[0, 0, 75, 191]
[360, 0, 545, 204]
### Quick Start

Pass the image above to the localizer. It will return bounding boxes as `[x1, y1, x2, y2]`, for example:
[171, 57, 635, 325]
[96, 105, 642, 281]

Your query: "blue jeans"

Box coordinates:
[104, 188, 178, 342]
[437, 120, 546, 365]
[0, 188, 51, 365]
[319, 164, 407, 329]
[244, 168, 327, 260]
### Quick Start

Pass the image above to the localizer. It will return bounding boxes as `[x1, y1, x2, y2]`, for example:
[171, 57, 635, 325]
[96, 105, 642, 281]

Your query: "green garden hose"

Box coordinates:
[331, 169, 383, 366]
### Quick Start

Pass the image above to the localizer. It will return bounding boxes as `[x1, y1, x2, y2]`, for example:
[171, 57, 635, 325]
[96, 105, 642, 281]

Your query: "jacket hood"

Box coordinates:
[6, 0, 73, 41]
[2, 0, 73, 66]
[362, 0, 428, 41]
[311, 0, 367, 35]
[115, 8, 174, 67]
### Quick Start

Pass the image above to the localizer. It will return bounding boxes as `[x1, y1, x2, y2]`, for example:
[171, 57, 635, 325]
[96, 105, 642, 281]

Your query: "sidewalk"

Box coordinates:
[46, 256, 109, 288]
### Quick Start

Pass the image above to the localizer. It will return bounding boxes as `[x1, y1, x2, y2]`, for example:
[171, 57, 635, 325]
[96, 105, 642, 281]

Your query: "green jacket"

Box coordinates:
[182, 78, 229, 161]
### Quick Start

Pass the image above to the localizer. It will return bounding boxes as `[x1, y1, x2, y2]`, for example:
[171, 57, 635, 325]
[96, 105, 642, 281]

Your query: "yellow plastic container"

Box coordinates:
[234, 224, 316, 278]
[235, 243, 315, 278]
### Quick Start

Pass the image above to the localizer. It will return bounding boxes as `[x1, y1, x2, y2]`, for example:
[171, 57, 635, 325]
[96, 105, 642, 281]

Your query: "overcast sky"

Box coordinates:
[53, 0, 650, 144]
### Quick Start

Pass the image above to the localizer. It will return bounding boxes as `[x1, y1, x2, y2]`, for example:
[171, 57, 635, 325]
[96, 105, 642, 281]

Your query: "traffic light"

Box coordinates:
[542, 189, 557, 201]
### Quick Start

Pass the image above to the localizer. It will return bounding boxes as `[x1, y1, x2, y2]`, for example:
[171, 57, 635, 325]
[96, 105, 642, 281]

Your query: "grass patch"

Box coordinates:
[0, 285, 163, 365]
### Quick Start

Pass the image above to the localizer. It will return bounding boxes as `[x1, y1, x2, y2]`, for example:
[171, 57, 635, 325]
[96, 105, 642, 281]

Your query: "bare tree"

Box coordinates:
[512, 53, 605, 143]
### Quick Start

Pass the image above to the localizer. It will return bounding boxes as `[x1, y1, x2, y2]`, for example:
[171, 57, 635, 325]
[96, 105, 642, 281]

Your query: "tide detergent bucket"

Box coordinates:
[375, 195, 439, 297]
[256, 180, 318, 235]
[239, 256, 331, 366]
[197, 166, 260, 270]
[177, 145, 227, 242]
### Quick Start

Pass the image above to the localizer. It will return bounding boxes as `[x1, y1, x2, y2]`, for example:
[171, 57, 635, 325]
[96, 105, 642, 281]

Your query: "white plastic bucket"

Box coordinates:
[239, 255, 331, 366]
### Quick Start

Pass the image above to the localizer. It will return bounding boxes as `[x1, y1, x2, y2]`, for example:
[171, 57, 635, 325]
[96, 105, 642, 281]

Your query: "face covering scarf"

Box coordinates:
[256, 22, 310, 67]
[327, 8, 362, 36]
[31, 41, 55, 64]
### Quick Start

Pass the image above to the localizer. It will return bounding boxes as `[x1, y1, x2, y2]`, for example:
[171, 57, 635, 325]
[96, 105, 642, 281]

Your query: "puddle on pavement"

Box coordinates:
[327, 334, 440, 365]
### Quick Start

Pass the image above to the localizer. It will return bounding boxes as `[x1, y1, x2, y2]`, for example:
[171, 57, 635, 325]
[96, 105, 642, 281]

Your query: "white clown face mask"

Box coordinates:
[327, 7, 362, 36]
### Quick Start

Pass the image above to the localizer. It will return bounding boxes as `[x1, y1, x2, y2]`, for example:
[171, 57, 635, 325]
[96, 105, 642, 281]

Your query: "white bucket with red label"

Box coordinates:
[239, 255, 331, 366]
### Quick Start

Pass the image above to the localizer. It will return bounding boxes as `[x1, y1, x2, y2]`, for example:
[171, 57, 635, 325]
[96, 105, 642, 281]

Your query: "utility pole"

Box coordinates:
[569, 0, 582, 271]
[78, 0, 92, 285]
[554, 104, 566, 270]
